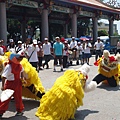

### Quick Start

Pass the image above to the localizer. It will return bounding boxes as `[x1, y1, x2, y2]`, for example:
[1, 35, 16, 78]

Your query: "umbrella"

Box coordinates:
[80, 36, 90, 41]
[65, 38, 80, 42]
[1, 89, 14, 102]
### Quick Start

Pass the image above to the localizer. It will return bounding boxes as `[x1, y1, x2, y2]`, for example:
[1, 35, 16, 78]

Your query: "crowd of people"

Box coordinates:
[0, 36, 119, 119]
[0, 36, 105, 72]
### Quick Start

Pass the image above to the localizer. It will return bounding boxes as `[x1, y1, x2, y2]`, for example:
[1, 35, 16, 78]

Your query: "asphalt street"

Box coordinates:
[0, 55, 120, 120]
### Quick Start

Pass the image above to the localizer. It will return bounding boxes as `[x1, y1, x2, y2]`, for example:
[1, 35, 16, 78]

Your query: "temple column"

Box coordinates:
[0, 2, 7, 45]
[71, 13, 77, 37]
[109, 19, 113, 38]
[63, 24, 68, 38]
[41, 9, 49, 41]
[92, 17, 98, 43]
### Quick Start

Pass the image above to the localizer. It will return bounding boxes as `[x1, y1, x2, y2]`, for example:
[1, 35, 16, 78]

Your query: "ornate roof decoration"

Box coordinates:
[67, 0, 120, 12]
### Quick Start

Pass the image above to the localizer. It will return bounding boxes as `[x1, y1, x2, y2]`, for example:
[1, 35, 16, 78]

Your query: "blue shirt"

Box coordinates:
[53, 42, 64, 55]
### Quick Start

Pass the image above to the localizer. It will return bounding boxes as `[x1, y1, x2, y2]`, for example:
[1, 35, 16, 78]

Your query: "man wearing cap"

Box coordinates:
[63, 40, 70, 68]
[69, 37, 78, 64]
[15, 41, 23, 53]
[27, 39, 39, 70]
[0, 53, 25, 118]
[42, 37, 52, 69]
[53, 37, 64, 71]
[7, 39, 16, 53]
[94, 37, 104, 61]
[83, 40, 92, 65]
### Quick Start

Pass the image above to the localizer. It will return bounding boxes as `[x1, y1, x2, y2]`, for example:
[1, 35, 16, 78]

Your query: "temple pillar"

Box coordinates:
[71, 13, 77, 37]
[109, 19, 113, 38]
[21, 20, 26, 42]
[92, 17, 98, 43]
[41, 9, 49, 41]
[0, 2, 7, 45]
[63, 24, 68, 38]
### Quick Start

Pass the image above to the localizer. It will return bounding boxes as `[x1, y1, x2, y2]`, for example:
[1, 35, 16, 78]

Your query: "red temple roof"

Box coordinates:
[69, 0, 120, 13]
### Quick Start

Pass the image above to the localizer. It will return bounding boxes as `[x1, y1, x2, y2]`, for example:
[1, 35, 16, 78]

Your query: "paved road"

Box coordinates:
[0, 55, 120, 120]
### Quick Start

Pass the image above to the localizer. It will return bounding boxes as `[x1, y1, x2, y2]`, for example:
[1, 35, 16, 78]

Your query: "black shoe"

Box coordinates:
[70, 61, 72, 65]
[0, 114, 3, 118]
[46, 65, 49, 69]
[15, 112, 23, 116]
[42, 64, 45, 68]
[61, 68, 63, 71]
[76, 61, 79, 65]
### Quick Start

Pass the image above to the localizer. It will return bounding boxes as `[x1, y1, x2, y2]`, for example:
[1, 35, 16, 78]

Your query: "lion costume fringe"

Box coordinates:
[35, 63, 97, 120]
[0, 52, 45, 100]
[93, 50, 120, 86]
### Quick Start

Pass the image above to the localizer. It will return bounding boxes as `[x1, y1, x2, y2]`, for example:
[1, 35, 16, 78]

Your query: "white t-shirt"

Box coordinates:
[84, 43, 92, 53]
[2, 64, 24, 81]
[117, 42, 120, 49]
[43, 42, 52, 55]
[0, 47, 4, 55]
[27, 44, 39, 62]
[70, 41, 77, 49]
[77, 45, 83, 55]
[94, 41, 103, 50]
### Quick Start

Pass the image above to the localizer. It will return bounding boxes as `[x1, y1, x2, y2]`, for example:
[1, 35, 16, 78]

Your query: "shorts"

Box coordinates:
[84, 53, 91, 59]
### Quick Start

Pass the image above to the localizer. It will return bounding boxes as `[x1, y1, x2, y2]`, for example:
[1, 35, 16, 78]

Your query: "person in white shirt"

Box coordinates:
[7, 39, 16, 53]
[63, 40, 70, 68]
[115, 39, 120, 55]
[94, 37, 104, 61]
[77, 42, 84, 65]
[42, 38, 52, 69]
[27, 39, 39, 70]
[16, 41, 23, 53]
[37, 41, 44, 70]
[83, 40, 92, 65]
[70, 37, 77, 59]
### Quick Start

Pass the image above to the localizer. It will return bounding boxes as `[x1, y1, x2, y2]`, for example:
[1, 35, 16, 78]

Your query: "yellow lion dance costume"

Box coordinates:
[0, 52, 45, 100]
[93, 50, 120, 87]
[35, 63, 97, 120]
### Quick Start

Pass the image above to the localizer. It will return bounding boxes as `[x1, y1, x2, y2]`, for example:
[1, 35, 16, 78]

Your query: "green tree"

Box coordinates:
[7, 19, 21, 39]
[98, 30, 108, 36]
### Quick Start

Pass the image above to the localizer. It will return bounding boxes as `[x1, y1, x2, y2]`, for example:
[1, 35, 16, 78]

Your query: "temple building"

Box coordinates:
[0, 0, 120, 44]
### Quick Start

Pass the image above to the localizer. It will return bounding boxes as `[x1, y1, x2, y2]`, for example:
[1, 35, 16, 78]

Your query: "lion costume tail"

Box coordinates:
[35, 69, 84, 120]
[20, 58, 45, 100]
